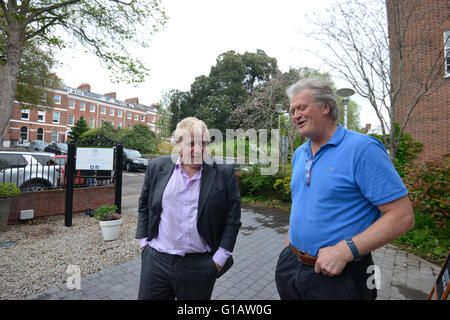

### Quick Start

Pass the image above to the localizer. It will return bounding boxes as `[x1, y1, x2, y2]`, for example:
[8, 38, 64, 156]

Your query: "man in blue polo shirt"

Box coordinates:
[275, 79, 415, 300]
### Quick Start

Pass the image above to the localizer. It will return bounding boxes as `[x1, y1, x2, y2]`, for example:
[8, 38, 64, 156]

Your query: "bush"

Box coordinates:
[402, 154, 449, 230]
[273, 164, 292, 202]
[0, 183, 20, 199]
[94, 205, 121, 221]
[240, 165, 278, 199]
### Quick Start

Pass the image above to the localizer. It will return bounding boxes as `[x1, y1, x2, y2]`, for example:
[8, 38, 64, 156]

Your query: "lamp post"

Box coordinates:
[336, 88, 355, 129]
[275, 104, 288, 163]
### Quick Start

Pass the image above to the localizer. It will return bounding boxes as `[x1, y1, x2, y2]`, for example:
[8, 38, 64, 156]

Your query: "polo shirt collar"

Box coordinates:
[301, 124, 347, 158]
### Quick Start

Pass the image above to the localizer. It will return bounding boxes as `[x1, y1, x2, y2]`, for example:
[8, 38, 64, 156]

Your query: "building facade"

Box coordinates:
[387, 0, 450, 160]
[3, 83, 160, 147]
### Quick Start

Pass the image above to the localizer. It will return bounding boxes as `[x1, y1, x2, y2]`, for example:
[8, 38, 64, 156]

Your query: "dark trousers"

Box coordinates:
[138, 246, 218, 300]
[275, 246, 377, 300]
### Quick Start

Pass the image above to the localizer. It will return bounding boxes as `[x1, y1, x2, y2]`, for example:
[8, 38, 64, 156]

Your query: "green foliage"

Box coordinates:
[402, 154, 449, 230]
[0, 183, 20, 199]
[121, 124, 157, 154]
[69, 116, 89, 144]
[79, 128, 118, 147]
[94, 205, 120, 221]
[273, 165, 292, 202]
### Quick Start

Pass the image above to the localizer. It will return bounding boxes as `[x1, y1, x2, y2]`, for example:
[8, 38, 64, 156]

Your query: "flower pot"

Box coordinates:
[99, 218, 122, 241]
[0, 198, 12, 232]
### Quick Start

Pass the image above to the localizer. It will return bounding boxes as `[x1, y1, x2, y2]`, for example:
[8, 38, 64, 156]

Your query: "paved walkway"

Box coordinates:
[27, 204, 441, 300]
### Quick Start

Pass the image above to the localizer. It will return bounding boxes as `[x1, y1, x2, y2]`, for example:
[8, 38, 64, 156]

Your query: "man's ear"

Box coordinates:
[321, 104, 331, 115]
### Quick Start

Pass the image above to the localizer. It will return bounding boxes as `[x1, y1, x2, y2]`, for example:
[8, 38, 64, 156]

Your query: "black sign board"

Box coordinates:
[428, 252, 450, 300]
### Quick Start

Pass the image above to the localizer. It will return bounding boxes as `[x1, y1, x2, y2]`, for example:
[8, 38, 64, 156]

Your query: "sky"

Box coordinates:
[54, 0, 381, 129]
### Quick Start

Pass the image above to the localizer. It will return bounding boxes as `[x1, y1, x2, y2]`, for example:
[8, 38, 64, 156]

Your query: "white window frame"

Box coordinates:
[141, 115, 145, 122]
[134, 114, 138, 121]
[90, 118, 95, 128]
[110, 108, 114, 116]
[90, 104, 95, 112]
[127, 112, 131, 119]
[37, 128, 44, 140]
[52, 111, 60, 124]
[80, 102, 86, 111]
[69, 100, 75, 109]
[118, 110, 123, 117]
[117, 122, 122, 128]
[54, 94, 61, 105]
[445, 30, 450, 78]
[20, 126, 28, 141]
[101, 106, 106, 114]
[68, 114, 74, 126]
[38, 109, 46, 122]
[21, 108, 30, 120]
[51, 129, 58, 142]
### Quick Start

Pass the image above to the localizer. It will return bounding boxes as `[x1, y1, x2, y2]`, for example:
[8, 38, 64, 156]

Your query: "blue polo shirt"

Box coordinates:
[289, 124, 408, 256]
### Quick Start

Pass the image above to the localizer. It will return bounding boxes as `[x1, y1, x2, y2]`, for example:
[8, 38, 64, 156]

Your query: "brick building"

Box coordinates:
[387, 0, 450, 159]
[3, 83, 160, 147]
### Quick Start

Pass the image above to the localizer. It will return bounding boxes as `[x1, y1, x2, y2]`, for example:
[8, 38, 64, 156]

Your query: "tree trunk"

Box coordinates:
[0, 20, 25, 142]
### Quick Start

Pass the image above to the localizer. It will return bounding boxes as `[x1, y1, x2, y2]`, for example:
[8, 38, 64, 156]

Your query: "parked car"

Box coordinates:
[27, 140, 49, 152]
[44, 142, 68, 155]
[0, 151, 62, 191]
[123, 148, 148, 172]
[52, 155, 86, 186]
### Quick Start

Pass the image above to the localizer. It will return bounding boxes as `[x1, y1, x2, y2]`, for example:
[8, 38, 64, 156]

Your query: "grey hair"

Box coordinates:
[286, 79, 339, 121]
[173, 117, 210, 144]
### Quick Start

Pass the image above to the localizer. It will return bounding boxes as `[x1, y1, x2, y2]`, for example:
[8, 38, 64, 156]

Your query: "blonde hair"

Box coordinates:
[173, 117, 210, 144]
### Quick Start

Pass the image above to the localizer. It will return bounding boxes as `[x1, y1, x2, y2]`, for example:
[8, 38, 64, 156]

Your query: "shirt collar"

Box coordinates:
[301, 124, 346, 157]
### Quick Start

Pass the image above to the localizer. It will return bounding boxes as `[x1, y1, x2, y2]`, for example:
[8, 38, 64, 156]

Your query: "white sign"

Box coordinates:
[76, 148, 114, 170]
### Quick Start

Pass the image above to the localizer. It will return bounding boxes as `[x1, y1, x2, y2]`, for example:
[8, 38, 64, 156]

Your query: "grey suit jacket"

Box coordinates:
[135, 155, 242, 278]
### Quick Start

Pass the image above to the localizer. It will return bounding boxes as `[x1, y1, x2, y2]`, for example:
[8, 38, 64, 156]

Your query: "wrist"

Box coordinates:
[344, 237, 362, 261]
[339, 240, 355, 263]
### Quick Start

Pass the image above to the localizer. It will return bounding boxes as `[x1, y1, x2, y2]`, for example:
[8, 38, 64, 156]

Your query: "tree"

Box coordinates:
[308, 0, 448, 159]
[121, 124, 157, 154]
[68, 115, 89, 144]
[0, 0, 167, 141]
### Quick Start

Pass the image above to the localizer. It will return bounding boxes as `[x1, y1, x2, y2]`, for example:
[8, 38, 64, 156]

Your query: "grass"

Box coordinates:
[241, 197, 448, 266]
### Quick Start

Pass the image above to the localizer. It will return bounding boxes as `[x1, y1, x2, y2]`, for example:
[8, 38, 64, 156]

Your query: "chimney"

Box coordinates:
[104, 92, 116, 99]
[125, 97, 139, 105]
[77, 83, 91, 92]
[364, 123, 372, 134]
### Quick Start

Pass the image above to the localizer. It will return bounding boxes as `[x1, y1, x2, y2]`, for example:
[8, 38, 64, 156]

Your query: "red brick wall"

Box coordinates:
[7, 185, 115, 222]
[387, 0, 450, 160]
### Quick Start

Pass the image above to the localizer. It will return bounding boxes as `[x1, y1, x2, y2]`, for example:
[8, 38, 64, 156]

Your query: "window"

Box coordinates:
[90, 118, 95, 128]
[101, 106, 106, 114]
[52, 111, 60, 123]
[110, 120, 114, 126]
[68, 114, 74, 126]
[21, 108, 30, 120]
[80, 102, 86, 111]
[141, 115, 145, 122]
[445, 30, 450, 77]
[117, 122, 122, 128]
[110, 108, 114, 116]
[51, 129, 58, 142]
[127, 112, 131, 119]
[20, 126, 28, 141]
[134, 114, 138, 121]
[69, 100, 75, 109]
[37, 128, 44, 140]
[38, 110, 45, 122]
[54, 95, 61, 105]
[152, 115, 156, 122]
[90, 104, 95, 112]
[101, 119, 105, 126]
[118, 110, 123, 117]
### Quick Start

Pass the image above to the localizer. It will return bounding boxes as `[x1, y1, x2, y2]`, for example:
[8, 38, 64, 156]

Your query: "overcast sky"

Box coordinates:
[54, 0, 380, 129]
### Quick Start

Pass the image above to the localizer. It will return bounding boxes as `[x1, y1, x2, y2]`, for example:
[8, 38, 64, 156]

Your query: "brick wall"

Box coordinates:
[7, 185, 115, 222]
[387, 0, 450, 160]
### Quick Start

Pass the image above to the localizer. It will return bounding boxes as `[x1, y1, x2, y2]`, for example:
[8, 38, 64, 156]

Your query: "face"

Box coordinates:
[177, 133, 208, 166]
[290, 88, 330, 140]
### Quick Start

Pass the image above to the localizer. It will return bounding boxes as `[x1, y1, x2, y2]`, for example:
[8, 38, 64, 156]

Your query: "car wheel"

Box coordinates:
[22, 181, 48, 191]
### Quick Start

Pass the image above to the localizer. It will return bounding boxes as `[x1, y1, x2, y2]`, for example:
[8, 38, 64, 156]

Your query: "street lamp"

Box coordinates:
[336, 88, 355, 129]
[275, 104, 288, 163]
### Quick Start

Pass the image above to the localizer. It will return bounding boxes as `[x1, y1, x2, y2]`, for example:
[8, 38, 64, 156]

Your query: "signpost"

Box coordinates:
[76, 148, 114, 170]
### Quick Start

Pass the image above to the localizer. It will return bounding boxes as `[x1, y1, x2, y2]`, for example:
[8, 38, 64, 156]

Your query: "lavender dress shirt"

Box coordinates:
[139, 159, 232, 267]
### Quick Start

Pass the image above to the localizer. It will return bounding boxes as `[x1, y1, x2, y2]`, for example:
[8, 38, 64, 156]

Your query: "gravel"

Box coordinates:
[0, 213, 139, 300]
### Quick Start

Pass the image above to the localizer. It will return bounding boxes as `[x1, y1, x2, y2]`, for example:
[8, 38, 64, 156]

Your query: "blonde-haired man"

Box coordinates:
[136, 117, 241, 300]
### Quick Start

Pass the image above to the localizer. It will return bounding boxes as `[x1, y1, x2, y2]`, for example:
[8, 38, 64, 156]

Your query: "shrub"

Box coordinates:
[94, 205, 121, 221]
[240, 165, 278, 199]
[0, 183, 20, 199]
[402, 154, 449, 229]
[273, 164, 292, 202]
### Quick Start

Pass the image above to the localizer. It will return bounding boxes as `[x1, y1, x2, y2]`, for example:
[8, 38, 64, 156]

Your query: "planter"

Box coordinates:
[99, 218, 122, 241]
[0, 198, 12, 232]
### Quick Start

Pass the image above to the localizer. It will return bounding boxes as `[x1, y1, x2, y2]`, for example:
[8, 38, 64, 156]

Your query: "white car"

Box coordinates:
[0, 151, 62, 191]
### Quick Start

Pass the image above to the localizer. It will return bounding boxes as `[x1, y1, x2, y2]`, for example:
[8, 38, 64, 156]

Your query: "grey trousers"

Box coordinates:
[138, 246, 218, 300]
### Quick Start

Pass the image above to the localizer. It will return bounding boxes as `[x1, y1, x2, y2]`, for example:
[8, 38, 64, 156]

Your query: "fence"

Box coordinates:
[0, 153, 114, 191]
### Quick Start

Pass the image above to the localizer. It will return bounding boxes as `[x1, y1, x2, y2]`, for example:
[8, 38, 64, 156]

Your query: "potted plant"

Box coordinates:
[94, 205, 122, 241]
[0, 183, 20, 232]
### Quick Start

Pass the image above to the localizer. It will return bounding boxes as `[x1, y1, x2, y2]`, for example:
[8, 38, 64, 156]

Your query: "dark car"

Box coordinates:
[27, 140, 49, 152]
[44, 142, 68, 155]
[123, 148, 148, 172]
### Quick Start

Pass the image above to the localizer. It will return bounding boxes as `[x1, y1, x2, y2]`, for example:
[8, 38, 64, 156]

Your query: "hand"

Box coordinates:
[140, 245, 146, 254]
[314, 241, 353, 277]
[215, 262, 222, 272]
